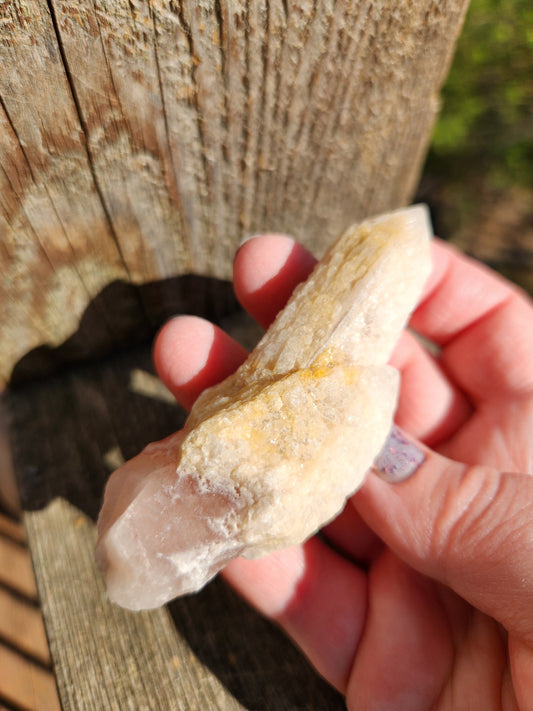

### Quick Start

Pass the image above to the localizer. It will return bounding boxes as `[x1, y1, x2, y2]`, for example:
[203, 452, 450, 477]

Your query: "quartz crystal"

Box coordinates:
[96, 205, 432, 610]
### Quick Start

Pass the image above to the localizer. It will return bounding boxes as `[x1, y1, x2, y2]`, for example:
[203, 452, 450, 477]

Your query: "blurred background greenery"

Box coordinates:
[417, 0, 533, 294]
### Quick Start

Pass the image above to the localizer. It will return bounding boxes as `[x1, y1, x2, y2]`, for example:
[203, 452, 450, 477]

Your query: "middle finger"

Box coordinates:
[391, 330, 472, 447]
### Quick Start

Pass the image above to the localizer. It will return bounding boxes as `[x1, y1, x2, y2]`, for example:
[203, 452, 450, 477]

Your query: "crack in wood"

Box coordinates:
[149, 2, 194, 271]
[300, 2, 372, 227]
[0, 99, 62, 273]
[213, 0, 228, 142]
[1, 0, 473, 387]
[45, 0, 132, 282]
[240, 0, 252, 235]
[44, 0, 156, 341]
[175, 2, 212, 208]
[0, 95, 38, 185]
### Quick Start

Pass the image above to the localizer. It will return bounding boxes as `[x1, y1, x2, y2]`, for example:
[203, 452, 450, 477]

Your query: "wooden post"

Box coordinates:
[1, 0, 470, 385]
[2, 2, 472, 708]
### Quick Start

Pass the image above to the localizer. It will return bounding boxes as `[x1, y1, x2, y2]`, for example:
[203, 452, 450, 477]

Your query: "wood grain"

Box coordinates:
[0, 402, 22, 515]
[0, 0, 471, 385]
[0, 537, 37, 600]
[0, 508, 59, 711]
[0, 512, 25, 544]
[1, 2, 474, 706]
[0, 587, 50, 665]
[0, 644, 60, 711]
[7, 344, 344, 710]
[0, 0, 132, 384]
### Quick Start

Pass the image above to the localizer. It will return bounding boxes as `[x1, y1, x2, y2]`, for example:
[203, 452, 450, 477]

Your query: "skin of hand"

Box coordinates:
[153, 235, 533, 711]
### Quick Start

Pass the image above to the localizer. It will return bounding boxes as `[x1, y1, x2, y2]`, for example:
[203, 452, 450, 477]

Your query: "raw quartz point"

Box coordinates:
[96, 205, 432, 610]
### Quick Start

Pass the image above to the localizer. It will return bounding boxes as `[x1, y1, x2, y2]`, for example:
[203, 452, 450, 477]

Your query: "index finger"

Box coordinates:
[411, 239, 533, 400]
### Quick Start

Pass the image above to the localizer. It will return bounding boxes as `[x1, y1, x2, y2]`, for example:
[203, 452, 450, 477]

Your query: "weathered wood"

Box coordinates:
[1, 2, 473, 706]
[6, 345, 344, 710]
[0, 536, 37, 600]
[0, 511, 25, 544]
[0, 586, 50, 665]
[0, 644, 60, 711]
[0, 0, 133, 384]
[0, 509, 59, 711]
[0, 402, 22, 515]
[0, 0, 470, 385]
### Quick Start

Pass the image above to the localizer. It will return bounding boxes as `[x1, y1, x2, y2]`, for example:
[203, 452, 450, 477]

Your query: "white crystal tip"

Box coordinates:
[365, 203, 432, 238]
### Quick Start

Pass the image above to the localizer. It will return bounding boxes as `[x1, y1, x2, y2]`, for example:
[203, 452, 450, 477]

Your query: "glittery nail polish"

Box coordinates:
[372, 426, 426, 483]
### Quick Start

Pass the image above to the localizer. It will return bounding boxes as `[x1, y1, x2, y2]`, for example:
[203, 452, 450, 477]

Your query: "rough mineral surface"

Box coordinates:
[96, 205, 432, 610]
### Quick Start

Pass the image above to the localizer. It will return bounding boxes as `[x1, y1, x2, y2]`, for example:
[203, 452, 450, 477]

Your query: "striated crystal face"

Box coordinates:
[96, 205, 432, 610]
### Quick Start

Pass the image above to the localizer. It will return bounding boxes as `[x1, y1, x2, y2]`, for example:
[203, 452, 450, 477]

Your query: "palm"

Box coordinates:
[313, 393, 531, 708]
[346, 259, 533, 708]
[361, 555, 504, 710]
[357, 408, 530, 711]
[153, 235, 533, 710]
[400, 397, 533, 709]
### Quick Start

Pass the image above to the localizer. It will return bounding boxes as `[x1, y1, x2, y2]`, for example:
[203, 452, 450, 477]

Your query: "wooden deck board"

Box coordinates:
[6, 345, 344, 710]
[0, 513, 25, 544]
[0, 537, 37, 601]
[0, 509, 59, 711]
[0, 643, 60, 711]
[0, 587, 50, 665]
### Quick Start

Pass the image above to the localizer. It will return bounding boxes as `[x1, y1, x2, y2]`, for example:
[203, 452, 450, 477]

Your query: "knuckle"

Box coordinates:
[428, 464, 512, 573]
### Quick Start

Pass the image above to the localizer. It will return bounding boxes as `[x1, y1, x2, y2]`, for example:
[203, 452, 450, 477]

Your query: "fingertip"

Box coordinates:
[411, 238, 514, 345]
[389, 331, 473, 446]
[153, 315, 247, 410]
[154, 315, 214, 388]
[234, 233, 296, 290]
[233, 234, 317, 328]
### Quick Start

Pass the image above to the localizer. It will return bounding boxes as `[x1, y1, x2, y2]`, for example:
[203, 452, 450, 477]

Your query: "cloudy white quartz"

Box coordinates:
[96, 205, 432, 610]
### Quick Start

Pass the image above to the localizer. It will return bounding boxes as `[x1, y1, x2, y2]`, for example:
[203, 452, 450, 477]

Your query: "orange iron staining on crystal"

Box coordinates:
[96, 206, 432, 610]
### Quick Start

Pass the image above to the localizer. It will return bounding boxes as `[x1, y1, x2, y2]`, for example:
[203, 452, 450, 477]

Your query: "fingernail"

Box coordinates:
[372, 426, 426, 483]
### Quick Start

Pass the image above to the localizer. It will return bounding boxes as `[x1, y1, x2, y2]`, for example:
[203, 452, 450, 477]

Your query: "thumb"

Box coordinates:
[354, 426, 533, 645]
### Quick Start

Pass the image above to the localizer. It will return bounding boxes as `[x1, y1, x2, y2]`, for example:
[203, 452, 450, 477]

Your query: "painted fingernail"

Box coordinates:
[372, 426, 426, 483]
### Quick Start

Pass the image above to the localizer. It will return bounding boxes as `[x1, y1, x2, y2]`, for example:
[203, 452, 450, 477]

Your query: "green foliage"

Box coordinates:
[428, 0, 533, 187]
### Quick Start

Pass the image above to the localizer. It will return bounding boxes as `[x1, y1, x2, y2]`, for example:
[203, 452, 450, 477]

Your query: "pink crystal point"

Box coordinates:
[96, 432, 245, 609]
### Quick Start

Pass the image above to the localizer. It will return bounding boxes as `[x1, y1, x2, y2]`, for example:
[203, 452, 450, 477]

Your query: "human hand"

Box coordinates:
[153, 233, 533, 710]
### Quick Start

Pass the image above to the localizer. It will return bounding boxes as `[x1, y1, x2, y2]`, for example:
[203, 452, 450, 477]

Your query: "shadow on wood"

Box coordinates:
[169, 580, 343, 710]
[9, 274, 240, 388]
[7, 344, 184, 519]
[5, 277, 343, 709]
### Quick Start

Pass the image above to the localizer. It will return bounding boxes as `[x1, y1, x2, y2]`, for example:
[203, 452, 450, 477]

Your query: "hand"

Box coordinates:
[153, 233, 533, 710]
